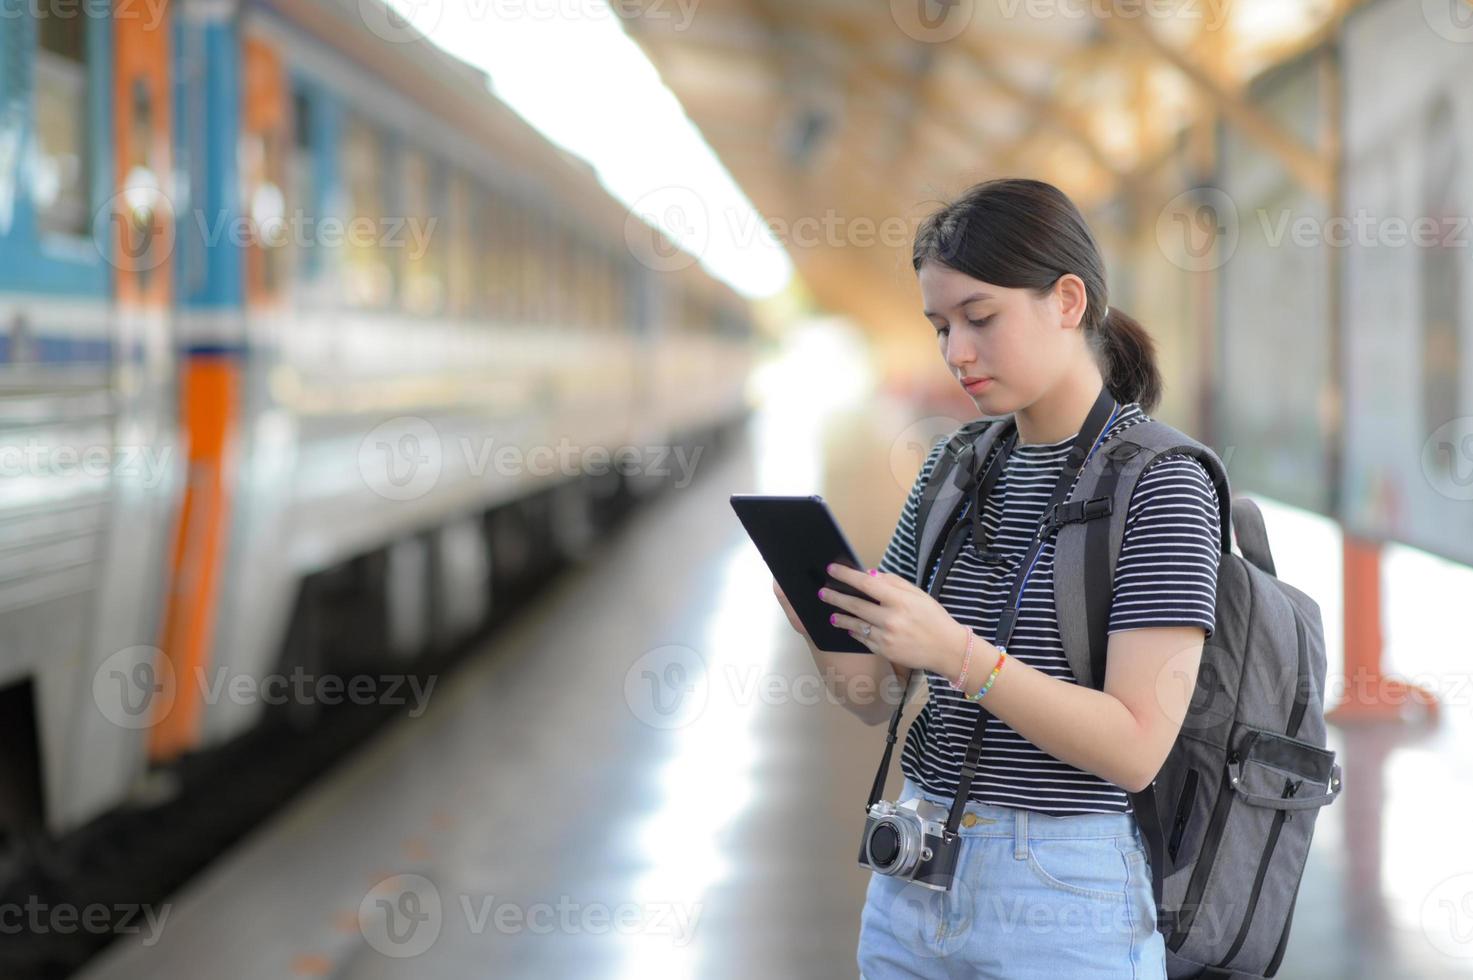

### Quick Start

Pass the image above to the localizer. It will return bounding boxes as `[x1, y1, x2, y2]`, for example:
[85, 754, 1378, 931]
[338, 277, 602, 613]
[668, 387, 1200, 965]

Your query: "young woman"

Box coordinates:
[776, 178, 1222, 978]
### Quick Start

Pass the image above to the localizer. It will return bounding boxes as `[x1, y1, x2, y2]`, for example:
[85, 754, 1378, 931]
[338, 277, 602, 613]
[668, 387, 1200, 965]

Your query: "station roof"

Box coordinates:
[617, 0, 1367, 337]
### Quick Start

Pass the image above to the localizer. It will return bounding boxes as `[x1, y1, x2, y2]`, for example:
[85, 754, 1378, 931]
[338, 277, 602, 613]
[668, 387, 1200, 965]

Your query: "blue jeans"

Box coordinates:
[857, 775, 1166, 979]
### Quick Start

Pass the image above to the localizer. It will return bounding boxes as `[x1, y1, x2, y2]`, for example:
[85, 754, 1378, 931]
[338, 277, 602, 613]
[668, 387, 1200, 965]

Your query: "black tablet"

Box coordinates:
[730, 493, 873, 654]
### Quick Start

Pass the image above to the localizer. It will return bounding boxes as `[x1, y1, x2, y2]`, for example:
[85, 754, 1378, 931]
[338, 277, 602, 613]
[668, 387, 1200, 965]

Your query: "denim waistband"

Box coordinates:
[899, 774, 1140, 844]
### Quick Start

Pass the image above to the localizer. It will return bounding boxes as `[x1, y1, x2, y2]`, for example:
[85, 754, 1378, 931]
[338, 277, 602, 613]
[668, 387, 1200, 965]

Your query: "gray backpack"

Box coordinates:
[914, 414, 1343, 980]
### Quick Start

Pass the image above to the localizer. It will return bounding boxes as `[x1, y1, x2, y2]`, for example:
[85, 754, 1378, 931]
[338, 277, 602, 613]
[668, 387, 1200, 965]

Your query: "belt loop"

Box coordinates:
[1014, 809, 1027, 859]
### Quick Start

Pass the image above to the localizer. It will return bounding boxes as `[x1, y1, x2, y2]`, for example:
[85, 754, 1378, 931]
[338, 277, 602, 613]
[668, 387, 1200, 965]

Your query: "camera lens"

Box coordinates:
[869, 823, 901, 868]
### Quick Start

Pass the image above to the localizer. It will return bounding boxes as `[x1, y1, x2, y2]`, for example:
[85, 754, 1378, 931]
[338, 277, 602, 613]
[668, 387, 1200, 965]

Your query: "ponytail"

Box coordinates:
[1091, 305, 1162, 414]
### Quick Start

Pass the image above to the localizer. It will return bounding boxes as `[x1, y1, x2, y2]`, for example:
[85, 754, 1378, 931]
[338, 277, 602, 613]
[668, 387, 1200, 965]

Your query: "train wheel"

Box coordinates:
[430, 516, 490, 654]
[485, 501, 534, 612]
[384, 535, 432, 663]
[548, 476, 597, 562]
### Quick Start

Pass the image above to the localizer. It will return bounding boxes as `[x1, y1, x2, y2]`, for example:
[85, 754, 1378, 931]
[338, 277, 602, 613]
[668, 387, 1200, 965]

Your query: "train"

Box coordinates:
[0, 0, 756, 842]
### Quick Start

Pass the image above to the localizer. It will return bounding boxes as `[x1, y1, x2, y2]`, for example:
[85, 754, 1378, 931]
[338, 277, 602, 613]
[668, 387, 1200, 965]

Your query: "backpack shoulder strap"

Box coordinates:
[913, 416, 1013, 589]
[1054, 418, 1232, 691]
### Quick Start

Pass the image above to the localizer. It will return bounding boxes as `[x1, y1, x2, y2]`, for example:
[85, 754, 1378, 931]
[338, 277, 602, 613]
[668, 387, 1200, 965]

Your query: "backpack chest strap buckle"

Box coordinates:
[1043, 495, 1113, 532]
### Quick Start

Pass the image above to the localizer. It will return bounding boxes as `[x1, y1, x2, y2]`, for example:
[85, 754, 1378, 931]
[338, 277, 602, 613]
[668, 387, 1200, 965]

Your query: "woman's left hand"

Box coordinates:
[818, 563, 967, 677]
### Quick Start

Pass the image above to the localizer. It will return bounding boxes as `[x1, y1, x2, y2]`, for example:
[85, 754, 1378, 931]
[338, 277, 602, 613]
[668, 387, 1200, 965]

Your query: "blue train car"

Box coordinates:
[0, 0, 756, 840]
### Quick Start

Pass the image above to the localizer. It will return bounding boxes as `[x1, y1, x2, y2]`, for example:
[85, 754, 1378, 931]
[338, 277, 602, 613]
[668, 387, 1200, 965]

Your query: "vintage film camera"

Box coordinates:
[857, 794, 962, 891]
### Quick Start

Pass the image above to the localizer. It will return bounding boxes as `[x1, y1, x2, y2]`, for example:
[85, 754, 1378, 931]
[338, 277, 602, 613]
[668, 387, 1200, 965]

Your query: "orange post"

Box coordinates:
[1325, 533, 1439, 726]
[149, 360, 240, 760]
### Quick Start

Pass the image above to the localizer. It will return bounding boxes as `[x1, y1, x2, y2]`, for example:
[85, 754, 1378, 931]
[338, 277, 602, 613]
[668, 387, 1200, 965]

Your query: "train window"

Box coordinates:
[401, 147, 443, 317]
[566, 230, 583, 326]
[446, 172, 476, 319]
[530, 210, 553, 324]
[289, 89, 317, 284]
[342, 115, 393, 309]
[576, 232, 592, 327]
[576, 235, 592, 327]
[594, 243, 610, 329]
[553, 220, 573, 326]
[584, 243, 599, 329]
[498, 194, 525, 323]
[293, 90, 312, 151]
[523, 207, 547, 325]
[562, 227, 575, 326]
[608, 252, 626, 331]
[34, 9, 91, 237]
[479, 190, 504, 321]
[476, 188, 497, 318]
[584, 244, 598, 328]
[565, 226, 581, 326]
[621, 260, 639, 332]
[122, 77, 159, 290]
[243, 121, 288, 295]
[600, 248, 617, 330]
[552, 219, 570, 326]
[558, 228, 574, 325]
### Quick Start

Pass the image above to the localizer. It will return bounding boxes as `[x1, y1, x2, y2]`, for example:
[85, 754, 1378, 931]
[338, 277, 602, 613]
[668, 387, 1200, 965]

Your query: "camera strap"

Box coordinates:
[865, 418, 1015, 816]
[866, 385, 1121, 842]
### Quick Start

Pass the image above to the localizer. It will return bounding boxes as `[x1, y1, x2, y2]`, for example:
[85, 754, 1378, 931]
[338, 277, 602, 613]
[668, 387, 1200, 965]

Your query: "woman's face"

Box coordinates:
[918, 259, 1081, 412]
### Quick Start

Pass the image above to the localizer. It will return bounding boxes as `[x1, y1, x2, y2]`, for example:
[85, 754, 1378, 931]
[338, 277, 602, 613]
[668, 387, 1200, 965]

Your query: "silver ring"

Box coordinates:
[862, 624, 872, 638]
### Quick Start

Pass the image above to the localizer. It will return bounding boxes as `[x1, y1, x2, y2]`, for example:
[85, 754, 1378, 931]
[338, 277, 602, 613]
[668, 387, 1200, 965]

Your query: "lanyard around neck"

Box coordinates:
[947, 386, 1121, 653]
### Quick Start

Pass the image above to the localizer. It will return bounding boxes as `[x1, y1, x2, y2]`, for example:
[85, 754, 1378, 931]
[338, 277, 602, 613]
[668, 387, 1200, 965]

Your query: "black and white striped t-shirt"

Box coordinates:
[879, 402, 1221, 816]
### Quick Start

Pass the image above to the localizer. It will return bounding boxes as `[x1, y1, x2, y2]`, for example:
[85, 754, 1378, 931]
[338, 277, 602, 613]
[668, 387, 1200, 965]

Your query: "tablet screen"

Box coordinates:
[730, 493, 873, 654]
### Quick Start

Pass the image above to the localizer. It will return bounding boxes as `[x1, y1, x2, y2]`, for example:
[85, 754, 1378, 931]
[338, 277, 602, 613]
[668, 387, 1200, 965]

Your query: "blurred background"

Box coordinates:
[0, 0, 1470, 976]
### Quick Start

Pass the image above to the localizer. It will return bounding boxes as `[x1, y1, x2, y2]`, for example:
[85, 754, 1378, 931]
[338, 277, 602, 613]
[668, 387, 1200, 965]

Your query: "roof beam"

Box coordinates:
[955, 39, 1131, 188]
[1093, 2, 1331, 199]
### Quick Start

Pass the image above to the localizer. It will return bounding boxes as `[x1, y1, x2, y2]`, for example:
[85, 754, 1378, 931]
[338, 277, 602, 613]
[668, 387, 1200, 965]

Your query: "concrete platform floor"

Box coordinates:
[78, 380, 1473, 979]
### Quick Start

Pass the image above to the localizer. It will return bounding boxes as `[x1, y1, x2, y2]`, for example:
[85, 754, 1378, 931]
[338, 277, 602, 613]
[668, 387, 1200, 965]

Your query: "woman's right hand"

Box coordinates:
[772, 579, 811, 640]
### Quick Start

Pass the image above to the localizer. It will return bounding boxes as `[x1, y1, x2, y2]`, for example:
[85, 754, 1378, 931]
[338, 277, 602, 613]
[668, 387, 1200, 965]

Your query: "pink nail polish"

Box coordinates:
[868, 568, 878, 576]
[829, 613, 836, 624]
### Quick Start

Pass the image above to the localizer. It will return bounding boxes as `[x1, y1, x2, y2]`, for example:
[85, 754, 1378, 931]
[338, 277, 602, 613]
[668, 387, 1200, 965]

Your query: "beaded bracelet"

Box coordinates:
[947, 627, 975, 691]
[964, 646, 1008, 703]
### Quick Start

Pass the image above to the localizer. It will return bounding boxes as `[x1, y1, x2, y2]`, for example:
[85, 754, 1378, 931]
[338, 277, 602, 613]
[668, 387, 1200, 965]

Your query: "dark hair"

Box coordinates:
[911, 177, 1163, 414]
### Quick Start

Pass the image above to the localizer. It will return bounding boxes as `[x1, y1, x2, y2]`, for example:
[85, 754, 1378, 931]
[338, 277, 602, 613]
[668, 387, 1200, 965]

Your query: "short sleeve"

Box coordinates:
[876, 435, 950, 585]
[1106, 453, 1222, 638]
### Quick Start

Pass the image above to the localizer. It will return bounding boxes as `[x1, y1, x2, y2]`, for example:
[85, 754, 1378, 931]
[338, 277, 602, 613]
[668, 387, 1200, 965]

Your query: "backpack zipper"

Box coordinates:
[1265, 876, 1303, 976]
[1168, 752, 1237, 951]
[1215, 776, 1298, 966]
[1262, 616, 1313, 970]
[1211, 614, 1312, 969]
[1167, 768, 1200, 863]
